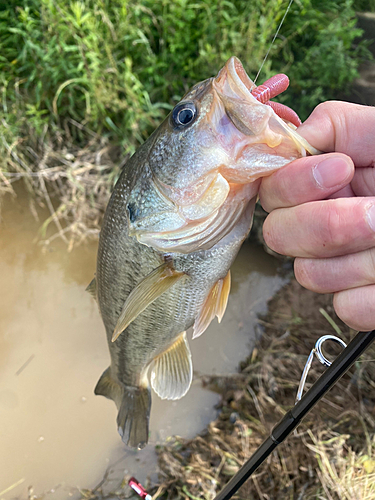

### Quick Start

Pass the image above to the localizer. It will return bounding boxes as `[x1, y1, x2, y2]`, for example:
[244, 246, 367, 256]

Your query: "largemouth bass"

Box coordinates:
[89, 57, 318, 449]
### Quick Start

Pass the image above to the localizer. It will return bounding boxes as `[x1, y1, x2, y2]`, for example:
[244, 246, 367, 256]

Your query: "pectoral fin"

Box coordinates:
[150, 332, 193, 400]
[112, 262, 186, 342]
[193, 270, 231, 339]
[85, 277, 97, 301]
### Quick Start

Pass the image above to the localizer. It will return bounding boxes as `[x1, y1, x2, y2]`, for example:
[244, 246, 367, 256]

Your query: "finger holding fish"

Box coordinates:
[259, 153, 354, 212]
[259, 100, 375, 213]
[260, 100, 375, 332]
[263, 197, 375, 259]
[296, 101, 375, 166]
[294, 247, 375, 294]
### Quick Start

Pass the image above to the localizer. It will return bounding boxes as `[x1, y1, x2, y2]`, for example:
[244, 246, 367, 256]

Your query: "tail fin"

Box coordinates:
[117, 385, 151, 449]
[94, 367, 151, 449]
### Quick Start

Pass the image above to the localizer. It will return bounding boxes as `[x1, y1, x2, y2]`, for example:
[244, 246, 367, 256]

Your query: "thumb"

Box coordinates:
[298, 101, 375, 168]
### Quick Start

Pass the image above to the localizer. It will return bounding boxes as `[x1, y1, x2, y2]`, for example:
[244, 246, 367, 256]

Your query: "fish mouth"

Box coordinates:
[211, 56, 273, 140]
[214, 56, 257, 101]
[209, 57, 279, 176]
[212, 57, 318, 157]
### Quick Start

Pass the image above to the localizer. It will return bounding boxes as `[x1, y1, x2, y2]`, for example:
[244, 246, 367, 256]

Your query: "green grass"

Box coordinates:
[1, 0, 369, 151]
[0, 0, 371, 244]
[353, 0, 375, 10]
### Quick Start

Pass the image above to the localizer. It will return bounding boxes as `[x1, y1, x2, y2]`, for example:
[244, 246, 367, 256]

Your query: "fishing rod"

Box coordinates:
[213, 329, 375, 500]
[129, 331, 375, 500]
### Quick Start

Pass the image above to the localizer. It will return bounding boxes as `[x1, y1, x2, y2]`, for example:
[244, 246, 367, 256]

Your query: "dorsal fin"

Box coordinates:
[150, 332, 193, 400]
[192, 270, 231, 339]
[112, 262, 186, 342]
[85, 277, 97, 301]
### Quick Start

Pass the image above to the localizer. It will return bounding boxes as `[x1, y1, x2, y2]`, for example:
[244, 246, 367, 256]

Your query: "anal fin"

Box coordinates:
[86, 277, 97, 301]
[193, 270, 231, 339]
[150, 332, 193, 400]
[112, 262, 186, 342]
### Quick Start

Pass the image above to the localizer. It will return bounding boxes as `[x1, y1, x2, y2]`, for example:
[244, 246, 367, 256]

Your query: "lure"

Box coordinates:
[128, 477, 152, 500]
[252, 74, 302, 128]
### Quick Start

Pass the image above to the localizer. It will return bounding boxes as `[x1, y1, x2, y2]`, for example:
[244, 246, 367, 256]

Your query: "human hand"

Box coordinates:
[259, 101, 375, 331]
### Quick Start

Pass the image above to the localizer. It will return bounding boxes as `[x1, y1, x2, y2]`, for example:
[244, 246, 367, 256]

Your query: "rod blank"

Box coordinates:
[213, 331, 375, 500]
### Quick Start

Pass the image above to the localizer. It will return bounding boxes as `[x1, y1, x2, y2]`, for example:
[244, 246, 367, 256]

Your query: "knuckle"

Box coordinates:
[321, 201, 349, 250]
[367, 249, 375, 277]
[313, 101, 333, 116]
[310, 101, 338, 124]
[313, 198, 374, 254]
[294, 259, 314, 289]
[311, 101, 348, 121]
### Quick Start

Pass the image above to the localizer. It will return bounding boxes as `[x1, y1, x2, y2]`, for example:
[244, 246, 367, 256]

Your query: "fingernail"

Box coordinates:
[366, 204, 375, 232]
[313, 156, 352, 189]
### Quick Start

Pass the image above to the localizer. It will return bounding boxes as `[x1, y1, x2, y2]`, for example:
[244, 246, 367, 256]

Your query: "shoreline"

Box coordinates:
[151, 278, 375, 499]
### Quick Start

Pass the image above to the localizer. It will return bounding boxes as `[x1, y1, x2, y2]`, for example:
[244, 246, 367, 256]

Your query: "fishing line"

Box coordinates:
[253, 0, 295, 84]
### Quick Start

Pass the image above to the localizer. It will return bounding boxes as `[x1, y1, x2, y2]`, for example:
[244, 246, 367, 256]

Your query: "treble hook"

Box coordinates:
[296, 335, 347, 403]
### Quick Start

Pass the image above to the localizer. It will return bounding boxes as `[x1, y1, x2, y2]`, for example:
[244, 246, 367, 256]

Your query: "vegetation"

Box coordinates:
[353, 0, 375, 11]
[0, 0, 371, 245]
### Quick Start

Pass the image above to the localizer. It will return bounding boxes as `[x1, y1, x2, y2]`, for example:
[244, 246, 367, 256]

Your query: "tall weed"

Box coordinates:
[0, 0, 368, 151]
[0, 0, 371, 244]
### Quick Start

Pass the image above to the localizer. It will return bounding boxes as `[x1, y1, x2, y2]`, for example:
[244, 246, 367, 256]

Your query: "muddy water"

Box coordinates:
[0, 189, 284, 500]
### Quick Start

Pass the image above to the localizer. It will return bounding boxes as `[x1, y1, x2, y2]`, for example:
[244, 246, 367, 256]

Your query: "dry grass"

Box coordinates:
[306, 430, 375, 500]
[0, 128, 122, 250]
[152, 280, 375, 500]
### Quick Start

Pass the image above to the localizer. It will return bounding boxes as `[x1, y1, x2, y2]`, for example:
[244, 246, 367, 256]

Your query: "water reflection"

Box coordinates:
[0, 189, 284, 499]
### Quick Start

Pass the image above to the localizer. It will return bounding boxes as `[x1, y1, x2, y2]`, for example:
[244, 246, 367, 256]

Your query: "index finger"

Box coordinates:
[259, 153, 354, 213]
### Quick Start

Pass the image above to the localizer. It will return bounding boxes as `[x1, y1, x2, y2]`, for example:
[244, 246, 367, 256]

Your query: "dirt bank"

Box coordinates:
[83, 278, 375, 499]
[151, 279, 375, 500]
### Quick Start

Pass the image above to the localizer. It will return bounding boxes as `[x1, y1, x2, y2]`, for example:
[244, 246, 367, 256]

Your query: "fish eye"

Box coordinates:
[171, 102, 197, 129]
